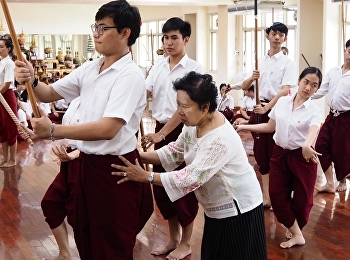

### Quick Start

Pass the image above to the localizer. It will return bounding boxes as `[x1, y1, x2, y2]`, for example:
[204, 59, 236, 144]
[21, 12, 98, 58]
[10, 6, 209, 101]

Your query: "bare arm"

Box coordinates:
[141, 112, 182, 149]
[237, 118, 276, 133]
[140, 151, 161, 165]
[32, 110, 125, 141]
[242, 70, 259, 90]
[240, 107, 250, 120]
[302, 125, 321, 163]
[0, 82, 11, 94]
[253, 85, 289, 115]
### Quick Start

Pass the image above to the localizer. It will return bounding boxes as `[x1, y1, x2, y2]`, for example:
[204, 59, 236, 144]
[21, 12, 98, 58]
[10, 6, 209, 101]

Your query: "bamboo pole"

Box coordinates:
[0, 0, 39, 118]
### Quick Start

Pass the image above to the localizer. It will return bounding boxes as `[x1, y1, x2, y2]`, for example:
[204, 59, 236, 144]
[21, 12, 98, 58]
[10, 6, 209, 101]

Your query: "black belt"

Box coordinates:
[330, 108, 349, 117]
[260, 99, 270, 103]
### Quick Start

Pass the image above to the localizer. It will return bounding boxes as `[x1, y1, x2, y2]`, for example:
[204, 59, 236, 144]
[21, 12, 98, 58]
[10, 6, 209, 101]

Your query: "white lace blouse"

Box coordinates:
[157, 120, 263, 219]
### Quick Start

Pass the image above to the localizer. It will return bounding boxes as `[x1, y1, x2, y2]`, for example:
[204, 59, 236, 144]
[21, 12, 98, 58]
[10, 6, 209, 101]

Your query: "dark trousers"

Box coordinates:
[153, 121, 199, 227]
[269, 145, 317, 229]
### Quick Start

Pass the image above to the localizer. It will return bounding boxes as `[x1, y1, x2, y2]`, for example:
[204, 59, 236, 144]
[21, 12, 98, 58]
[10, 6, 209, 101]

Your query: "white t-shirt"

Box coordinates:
[52, 53, 146, 155]
[312, 66, 350, 111]
[245, 51, 297, 101]
[0, 56, 15, 89]
[146, 54, 204, 123]
[217, 94, 235, 111]
[62, 97, 81, 150]
[157, 119, 263, 219]
[17, 109, 27, 126]
[240, 96, 256, 112]
[269, 94, 323, 150]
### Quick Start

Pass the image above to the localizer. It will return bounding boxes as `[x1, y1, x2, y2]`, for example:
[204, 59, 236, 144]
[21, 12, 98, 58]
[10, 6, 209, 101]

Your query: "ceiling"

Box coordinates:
[7, 0, 234, 6]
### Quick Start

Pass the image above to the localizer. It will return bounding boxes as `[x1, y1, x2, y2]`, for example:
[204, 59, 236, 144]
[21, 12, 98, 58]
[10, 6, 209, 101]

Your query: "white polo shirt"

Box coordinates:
[312, 66, 350, 111]
[217, 94, 235, 111]
[146, 54, 204, 124]
[0, 56, 15, 89]
[240, 96, 256, 112]
[53, 53, 146, 155]
[269, 94, 323, 150]
[246, 51, 297, 101]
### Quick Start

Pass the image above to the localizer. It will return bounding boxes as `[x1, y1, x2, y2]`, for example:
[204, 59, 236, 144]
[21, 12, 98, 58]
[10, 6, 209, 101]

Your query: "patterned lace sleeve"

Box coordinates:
[161, 135, 230, 202]
[156, 131, 185, 172]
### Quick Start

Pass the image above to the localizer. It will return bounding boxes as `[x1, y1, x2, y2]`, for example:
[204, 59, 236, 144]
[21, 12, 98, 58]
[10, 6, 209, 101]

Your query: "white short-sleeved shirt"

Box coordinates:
[240, 96, 256, 112]
[312, 66, 350, 111]
[62, 97, 81, 150]
[17, 109, 27, 126]
[26, 101, 51, 116]
[52, 53, 146, 155]
[146, 54, 204, 123]
[54, 99, 69, 110]
[269, 94, 323, 150]
[0, 56, 15, 89]
[157, 119, 263, 219]
[245, 51, 297, 101]
[217, 94, 235, 111]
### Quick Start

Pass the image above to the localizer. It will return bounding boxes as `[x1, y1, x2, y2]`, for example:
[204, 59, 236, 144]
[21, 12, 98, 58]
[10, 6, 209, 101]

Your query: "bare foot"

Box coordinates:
[336, 180, 347, 192]
[151, 243, 177, 256]
[166, 243, 192, 260]
[315, 183, 335, 193]
[269, 206, 273, 211]
[280, 235, 305, 248]
[0, 159, 7, 167]
[0, 160, 15, 168]
[285, 229, 292, 239]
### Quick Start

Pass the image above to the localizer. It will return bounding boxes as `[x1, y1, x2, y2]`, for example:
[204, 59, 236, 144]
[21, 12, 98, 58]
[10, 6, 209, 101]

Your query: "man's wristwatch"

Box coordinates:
[147, 172, 154, 184]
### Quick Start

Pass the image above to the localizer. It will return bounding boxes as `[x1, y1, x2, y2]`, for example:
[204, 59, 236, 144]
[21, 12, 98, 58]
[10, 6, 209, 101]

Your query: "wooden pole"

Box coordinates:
[0, 0, 40, 118]
[301, 54, 310, 67]
[254, 0, 260, 139]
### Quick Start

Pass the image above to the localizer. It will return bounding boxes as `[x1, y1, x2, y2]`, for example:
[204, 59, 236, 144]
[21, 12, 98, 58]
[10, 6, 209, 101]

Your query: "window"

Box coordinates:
[136, 20, 166, 68]
[59, 35, 72, 55]
[209, 14, 218, 71]
[243, 10, 296, 72]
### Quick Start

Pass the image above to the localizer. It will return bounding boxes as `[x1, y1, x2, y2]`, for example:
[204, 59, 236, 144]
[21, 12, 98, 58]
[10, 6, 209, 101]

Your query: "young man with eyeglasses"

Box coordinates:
[242, 22, 297, 209]
[14, 1, 153, 259]
[313, 39, 350, 194]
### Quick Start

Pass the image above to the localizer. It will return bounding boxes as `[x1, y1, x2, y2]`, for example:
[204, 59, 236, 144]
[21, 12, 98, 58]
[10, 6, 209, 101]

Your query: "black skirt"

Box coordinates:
[201, 203, 267, 260]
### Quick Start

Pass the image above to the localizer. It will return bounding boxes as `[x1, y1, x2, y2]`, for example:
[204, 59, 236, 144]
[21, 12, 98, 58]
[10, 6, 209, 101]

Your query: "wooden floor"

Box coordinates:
[0, 119, 349, 259]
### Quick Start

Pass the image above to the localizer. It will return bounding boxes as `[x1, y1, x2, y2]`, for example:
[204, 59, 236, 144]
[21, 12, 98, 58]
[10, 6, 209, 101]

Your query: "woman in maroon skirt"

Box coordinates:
[0, 36, 17, 168]
[238, 67, 324, 248]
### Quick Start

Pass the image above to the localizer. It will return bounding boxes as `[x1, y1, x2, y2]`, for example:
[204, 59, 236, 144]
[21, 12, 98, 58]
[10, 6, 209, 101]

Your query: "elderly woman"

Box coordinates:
[112, 71, 267, 260]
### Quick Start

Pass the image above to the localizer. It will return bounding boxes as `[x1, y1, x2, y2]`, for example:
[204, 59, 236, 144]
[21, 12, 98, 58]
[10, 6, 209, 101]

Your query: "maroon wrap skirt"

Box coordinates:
[0, 89, 18, 146]
[248, 110, 275, 174]
[153, 121, 199, 227]
[315, 111, 350, 181]
[269, 145, 317, 229]
[41, 147, 79, 229]
[74, 149, 153, 260]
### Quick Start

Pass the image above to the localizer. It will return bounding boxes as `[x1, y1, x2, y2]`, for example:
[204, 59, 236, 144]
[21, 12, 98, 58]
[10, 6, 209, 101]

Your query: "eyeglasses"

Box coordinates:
[91, 24, 118, 35]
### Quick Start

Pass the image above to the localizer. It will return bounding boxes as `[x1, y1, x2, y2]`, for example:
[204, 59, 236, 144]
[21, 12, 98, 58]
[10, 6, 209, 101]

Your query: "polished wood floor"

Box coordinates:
[0, 119, 349, 259]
